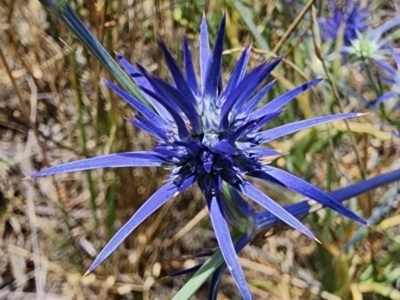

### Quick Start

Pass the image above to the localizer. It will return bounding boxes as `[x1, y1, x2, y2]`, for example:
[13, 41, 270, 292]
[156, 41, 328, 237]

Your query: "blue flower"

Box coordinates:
[337, 10, 400, 64]
[319, 0, 370, 46]
[31, 15, 366, 299]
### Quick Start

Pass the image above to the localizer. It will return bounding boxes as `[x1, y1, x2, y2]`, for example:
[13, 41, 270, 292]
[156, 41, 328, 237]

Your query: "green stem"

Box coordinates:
[39, 0, 151, 107]
[69, 33, 99, 235]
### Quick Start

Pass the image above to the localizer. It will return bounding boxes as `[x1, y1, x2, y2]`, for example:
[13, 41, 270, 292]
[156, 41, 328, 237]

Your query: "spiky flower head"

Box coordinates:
[342, 31, 391, 64]
[31, 15, 366, 298]
[338, 11, 400, 65]
[319, 0, 370, 46]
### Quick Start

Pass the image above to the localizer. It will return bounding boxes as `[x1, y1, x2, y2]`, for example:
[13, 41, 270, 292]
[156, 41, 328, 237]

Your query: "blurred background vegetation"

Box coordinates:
[0, 0, 400, 299]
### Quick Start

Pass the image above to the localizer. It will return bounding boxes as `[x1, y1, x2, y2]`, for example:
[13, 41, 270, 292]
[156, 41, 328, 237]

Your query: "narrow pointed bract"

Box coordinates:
[183, 36, 200, 95]
[249, 167, 367, 225]
[200, 16, 210, 91]
[87, 181, 188, 273]
[255, 113, 362, 143]
[207, 194, 252, 299]
[251, 78, 323, 120]
[31, 152, 164, 177]
[234, 180, 316, 239]
[31, 15, 366, 299]
[204, 15, 226, 100]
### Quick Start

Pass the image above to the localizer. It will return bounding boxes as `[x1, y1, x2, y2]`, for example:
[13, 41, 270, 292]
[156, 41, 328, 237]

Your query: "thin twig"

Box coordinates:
[271, 0, 317, 55]
[309, 7, 367, 181]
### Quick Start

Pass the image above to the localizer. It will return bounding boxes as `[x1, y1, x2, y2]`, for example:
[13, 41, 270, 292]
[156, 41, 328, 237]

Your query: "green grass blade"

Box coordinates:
[172, 250, 225, 300]
[39, 0, 150, 107]
[229, 0, 270, 51]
